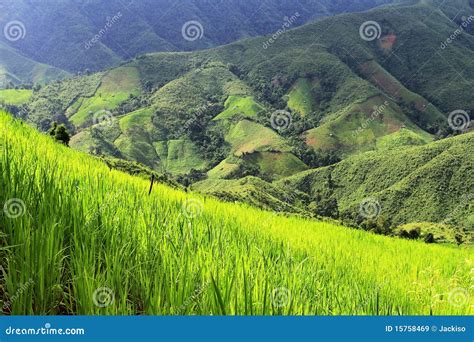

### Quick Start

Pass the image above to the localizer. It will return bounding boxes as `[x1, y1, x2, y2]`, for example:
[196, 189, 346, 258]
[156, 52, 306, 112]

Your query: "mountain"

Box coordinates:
[1, 110, 472, 315]
[194, 132, 474, 242]
[2, 0, 473, 236]
[0, 41, 70, 87]
[0, 0, 394, 76]
[18, 0, 473, 164]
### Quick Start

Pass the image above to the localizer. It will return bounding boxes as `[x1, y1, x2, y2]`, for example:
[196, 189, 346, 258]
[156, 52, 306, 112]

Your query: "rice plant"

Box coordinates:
[0, 111, 472, 315]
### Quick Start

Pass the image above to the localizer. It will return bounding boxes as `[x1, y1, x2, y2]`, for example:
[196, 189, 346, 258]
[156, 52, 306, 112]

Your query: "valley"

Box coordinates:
[0, 0, 473, 317]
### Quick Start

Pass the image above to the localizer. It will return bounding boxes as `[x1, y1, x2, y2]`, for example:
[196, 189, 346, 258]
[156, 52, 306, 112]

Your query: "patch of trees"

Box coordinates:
[176, 169, 208, 188]
[48, 122, 71, 146]
[309, 197, 339, 219]
[116, 94, 151, 116]
[248, 73, 298, 108]
[290, 137, 340, 168]
[0, 103, 28, 120]
[191, 123, 230, 168]
[181, 105, 229, 168]
[226, 161, 261, 180]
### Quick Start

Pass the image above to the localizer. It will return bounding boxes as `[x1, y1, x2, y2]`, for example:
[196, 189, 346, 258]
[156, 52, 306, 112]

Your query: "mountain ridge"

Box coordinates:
[0, 0, 395, 78]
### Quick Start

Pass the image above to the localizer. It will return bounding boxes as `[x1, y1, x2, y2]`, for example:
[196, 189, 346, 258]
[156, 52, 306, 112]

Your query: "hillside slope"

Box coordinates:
[0, 42, 69, 87]
[1, 111, 472, 315]
[281, 132, 474, 228]
[194, 132, 474, 240]
[0, 0, 394, 75]
[18, 0, 474, 179]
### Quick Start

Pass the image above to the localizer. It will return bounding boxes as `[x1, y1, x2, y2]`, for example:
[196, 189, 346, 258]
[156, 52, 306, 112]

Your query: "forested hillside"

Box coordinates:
[0, 0, 393, 79]
[1, 0, 472, 240]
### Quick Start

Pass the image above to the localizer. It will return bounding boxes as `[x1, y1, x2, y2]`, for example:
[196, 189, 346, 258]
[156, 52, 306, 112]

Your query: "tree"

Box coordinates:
[49, 122, 71, 146]
[309, 197, 339, 219]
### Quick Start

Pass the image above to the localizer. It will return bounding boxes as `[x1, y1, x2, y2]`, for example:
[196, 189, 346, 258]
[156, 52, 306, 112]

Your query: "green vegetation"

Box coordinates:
[0, 89, 33, 105]
[4, 0, 473, 237]
[286, 78, 317, 116]
[303, 96, 433, 157]
[18, 0, 474, 178]
[244, 152, 308, 180]
[0, 0, 394, 80]
[225, 120, 290, 156]
[48, 122, 71, 146]
[69, 67, 142, 127]
[194, 132, 473, 242]
[0, 41, 69, 87]
[1, 111, 472, 315]
[394, 222, 468, 245]
[160, 139, 208, 175]
[214, 96, 264, 120]
[281, 132, 474, 231]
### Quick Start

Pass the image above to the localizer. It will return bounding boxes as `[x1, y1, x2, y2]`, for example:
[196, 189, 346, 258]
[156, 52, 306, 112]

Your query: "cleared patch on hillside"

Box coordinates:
[358, 61, 445, 124]
[0, 89, 32, 105]
[69, 67, 142, 127]
[152, 64, 252, 113]
[207, 158, 240, 179]
[304, 96, 432, 156]
[155, 139, 207, 174]
[226, 120, 290, 156]
[285, 78, 318, 116]
[244, 151, 308, 180]
[214, 96, 264, 120]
